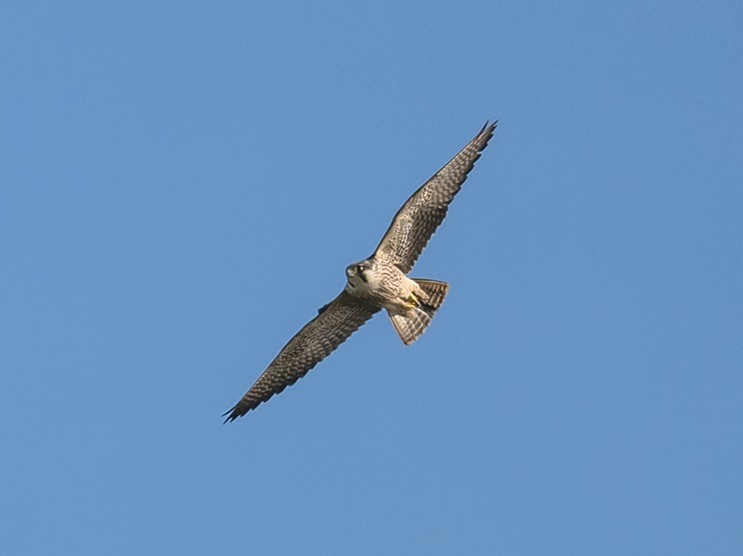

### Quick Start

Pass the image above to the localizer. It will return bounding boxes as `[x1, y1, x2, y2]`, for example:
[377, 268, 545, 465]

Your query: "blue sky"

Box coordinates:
[1, 2, 741, 554]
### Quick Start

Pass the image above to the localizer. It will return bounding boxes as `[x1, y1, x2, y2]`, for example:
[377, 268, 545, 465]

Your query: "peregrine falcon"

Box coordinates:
[224, 121, 497, 421]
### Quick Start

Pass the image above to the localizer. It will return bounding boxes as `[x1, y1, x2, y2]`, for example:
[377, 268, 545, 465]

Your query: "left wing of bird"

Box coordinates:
[224, 291, 380, 421]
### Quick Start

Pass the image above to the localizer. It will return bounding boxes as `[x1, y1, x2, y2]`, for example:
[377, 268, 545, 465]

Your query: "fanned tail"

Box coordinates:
[413, 278, 449, 310]
[388, 279, 450, 345]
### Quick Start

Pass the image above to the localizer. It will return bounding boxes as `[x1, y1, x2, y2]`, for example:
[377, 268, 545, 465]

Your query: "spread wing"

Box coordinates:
[373, 121, 497, 273]
[223, 291, 380, 421]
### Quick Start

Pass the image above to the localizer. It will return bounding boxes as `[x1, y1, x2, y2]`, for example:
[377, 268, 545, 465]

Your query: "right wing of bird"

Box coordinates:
[373, 121, 497, 273]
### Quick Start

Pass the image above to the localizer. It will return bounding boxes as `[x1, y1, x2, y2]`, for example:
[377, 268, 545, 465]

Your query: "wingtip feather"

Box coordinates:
[222, 406, 240, 424]
[479, 119, 498, 140]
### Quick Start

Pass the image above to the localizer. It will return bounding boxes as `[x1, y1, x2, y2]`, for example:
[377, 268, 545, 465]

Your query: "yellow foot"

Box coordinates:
[404, 293, 420, 308]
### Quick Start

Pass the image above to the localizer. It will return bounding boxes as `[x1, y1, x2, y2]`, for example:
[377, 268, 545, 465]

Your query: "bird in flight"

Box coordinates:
[224, 121, 497, 421]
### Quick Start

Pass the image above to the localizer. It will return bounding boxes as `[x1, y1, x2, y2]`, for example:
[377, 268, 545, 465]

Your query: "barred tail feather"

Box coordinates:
[412, 278, 450, 310]
[389, 309, 433, 346]
[389, 279, 450, 346]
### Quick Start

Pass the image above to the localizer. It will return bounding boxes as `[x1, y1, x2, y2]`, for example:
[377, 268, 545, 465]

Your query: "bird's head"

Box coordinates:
[345, 259, 373, 288]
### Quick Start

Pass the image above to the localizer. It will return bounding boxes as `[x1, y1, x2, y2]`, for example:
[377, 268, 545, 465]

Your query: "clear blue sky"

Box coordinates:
[1, 2, 741, 554]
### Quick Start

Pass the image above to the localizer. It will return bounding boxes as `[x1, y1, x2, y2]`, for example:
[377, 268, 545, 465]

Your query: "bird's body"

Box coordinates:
[345, 258, 419, 313]
[224, 121, 497, 421]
